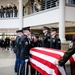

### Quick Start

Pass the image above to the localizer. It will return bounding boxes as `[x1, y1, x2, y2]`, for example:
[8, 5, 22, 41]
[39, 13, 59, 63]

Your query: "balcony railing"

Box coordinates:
[0, 0, 75, 19]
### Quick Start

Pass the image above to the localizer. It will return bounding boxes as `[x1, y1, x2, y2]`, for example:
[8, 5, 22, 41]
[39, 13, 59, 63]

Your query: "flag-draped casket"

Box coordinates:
[30, 47, 75, 75]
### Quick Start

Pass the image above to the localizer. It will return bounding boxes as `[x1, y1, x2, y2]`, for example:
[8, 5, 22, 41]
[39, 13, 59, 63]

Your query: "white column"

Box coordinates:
[59, 0, 66, 43]
[19, 0, 23, 29]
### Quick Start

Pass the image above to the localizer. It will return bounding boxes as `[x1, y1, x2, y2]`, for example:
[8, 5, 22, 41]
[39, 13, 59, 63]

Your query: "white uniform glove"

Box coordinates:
[25, 59, 29, 62]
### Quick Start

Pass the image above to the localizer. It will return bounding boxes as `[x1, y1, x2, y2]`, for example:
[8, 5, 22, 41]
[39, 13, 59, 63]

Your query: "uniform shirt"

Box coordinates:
[20, 34, 31, 60]
[43, 33, 50, 48]
[50, 35, 61, 49]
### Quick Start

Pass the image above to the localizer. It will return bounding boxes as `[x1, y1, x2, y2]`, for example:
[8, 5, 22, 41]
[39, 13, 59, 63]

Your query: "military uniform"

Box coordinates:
[20, 27, 31, 75]
[31, 33, 42, 75]
[43, 33, 50, 48]
[14, 30, 23, 73]
[58, 46, 75, 67]
[42, 26, 50, 48]
[50, 36, 61, 49]
[31, 33, 42, 48]
[20, 34, 30, 60]
[57, 37, 75, 75]
[50, 27, 61, 50]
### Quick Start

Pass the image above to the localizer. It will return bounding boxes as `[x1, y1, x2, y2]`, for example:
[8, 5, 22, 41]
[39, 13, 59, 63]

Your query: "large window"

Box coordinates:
[68, 0, 75, 4]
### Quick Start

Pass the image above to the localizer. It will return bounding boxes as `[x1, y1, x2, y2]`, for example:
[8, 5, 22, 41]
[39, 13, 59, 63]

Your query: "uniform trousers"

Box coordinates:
[20, 59, 28, 75]
[14, 57, 20, 73]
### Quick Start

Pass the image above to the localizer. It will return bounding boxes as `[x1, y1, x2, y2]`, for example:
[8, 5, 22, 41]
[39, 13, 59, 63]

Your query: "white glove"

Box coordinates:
[54, 60, 59, 65]
[25, 59, 29, 62]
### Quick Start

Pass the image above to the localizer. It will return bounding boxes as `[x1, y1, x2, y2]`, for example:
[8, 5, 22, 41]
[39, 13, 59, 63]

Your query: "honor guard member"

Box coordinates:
[31, 32, 42, 75]
[31, 32, 41, 47]
[20, 27, 31, 75]
[42, 26, 50, 48]
[55, 39, 75, 75]
[14, 30, 23, 73]
[50, 27, 61, 49]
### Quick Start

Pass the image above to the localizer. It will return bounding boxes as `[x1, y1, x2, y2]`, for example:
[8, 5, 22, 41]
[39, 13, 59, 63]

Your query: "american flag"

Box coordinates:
[30, 47, 75, 75]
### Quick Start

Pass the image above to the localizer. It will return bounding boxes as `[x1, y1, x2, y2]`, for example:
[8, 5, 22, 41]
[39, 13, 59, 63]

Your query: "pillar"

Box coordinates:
[59, 0, 69, 50]
[19, 0, 23, 29]
[59, 0, 66, 43]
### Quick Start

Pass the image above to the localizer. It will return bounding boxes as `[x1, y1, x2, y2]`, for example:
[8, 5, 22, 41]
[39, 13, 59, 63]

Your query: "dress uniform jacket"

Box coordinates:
[43, 33, 50, 48]
[15, 36, 21, 58]
[58, 46, 75, 66]
[20, 34, 30, 60]
[50, 35, 61, 49]
[58, 41, 75, 66]
[31, 39, 42, 48]
[14, 36, 21, 73]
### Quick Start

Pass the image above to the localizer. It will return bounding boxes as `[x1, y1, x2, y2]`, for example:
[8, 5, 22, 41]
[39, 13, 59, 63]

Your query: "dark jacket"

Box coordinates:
[31, 39, 42, 48]
[5, 37, 10, 47]
[15, 36, 21, 58]
[50, 35, 61, 49]
[43, 33, 50, 48]
[20, 34, 31, 60]
[58, 42, 75, 66]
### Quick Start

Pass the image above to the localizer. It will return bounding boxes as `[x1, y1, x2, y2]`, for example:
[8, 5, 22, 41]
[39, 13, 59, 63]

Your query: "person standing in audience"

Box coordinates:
[5, 37, 10, 50]
[0, 8, 1, 18]
[42, 26, 50, 48]
[50, 27, 61, 49]
[30, 0, 34, 13]
[5, 5, 10, 17]
[23, 4, 25, 16]
[14, 30, 23, 74]
[34, 0, 41, 12]
[1, 6, 5, 18]
[9, 5, 13, 17]
[19, 27, 31, 75]
[1, 38, 5, 50]
[13, 4, 18, 17]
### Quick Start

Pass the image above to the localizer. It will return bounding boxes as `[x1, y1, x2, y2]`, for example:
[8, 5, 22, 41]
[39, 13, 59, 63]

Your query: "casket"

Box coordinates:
[30, 47, 75, 75]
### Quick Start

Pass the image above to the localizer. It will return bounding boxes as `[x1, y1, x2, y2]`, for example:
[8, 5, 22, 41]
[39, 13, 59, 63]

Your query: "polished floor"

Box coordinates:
[0, 49, 16, 75]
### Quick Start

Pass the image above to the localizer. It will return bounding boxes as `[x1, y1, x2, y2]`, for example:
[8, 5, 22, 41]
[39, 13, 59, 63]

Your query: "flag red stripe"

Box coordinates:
[30, 55, 61, 75]
[30, 62, 52, 75]
[30, 48, 75, 75]
[31, 48, 62, 60]
[69, 57, 75, 75]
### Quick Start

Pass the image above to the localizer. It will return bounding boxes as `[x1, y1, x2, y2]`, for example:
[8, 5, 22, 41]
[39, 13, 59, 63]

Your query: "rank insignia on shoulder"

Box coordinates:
[25, 41, 28, 45]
